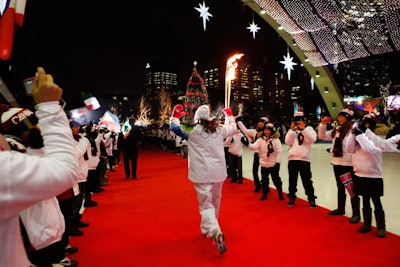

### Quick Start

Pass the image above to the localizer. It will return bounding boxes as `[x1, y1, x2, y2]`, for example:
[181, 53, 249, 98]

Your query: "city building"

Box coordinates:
[144, 63, 179, 101]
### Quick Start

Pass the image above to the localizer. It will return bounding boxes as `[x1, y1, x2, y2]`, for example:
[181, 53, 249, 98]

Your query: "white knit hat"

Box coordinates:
[259, 117, 269, 124]
[338, 108, 354, 120]
[194, 105, 210, 122]
[293, 111, 305, 121]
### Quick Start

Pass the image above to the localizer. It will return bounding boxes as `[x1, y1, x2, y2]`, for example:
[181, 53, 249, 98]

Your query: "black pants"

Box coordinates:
[333, 165, 354, 196]
[229, 153, 243, 182]
[224, 147, 231, 177]
[287, 160, 315, 201]
[261, 165, 282, 191]
[252, 153, 261, 189]
[124, 149, 139, 178]
[73, 182, 85, 225]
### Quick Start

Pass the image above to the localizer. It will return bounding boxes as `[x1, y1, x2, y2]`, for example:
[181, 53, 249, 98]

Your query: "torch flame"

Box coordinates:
[225, 53, 244, 108]
[226, 54, 244, 81]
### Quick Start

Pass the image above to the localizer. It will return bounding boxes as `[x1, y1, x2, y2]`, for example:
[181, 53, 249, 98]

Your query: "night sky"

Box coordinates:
[2, 0, 399, 111]
[1, 0, 285, 108]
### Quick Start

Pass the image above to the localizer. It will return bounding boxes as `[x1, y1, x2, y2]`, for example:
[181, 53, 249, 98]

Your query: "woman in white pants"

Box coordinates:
[169, 104, 236, 255]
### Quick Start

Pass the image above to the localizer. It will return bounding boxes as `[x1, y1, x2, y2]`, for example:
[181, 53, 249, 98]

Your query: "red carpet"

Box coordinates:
[72, 147, 400, 267]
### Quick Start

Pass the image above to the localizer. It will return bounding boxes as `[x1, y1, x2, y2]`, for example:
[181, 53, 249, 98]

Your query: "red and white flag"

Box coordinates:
[0, 0, 27, 60]
[81, 93, 100, 111]
[340, 172, 355, 198]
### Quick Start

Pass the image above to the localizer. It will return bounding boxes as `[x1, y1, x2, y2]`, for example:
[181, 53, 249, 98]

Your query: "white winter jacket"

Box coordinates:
[224, 130, 244, 156]
[20, 147, 65, 250]
[247, 136, 282, 168]
[170, 116, 236, 183]
[345, 130, 383, 178]
[75, 136, 90, 182]
[364, 129, 400, 153]
[318, 123, 353, 166]
[0, 102, 80, 267]
[285, 126, 317, 162]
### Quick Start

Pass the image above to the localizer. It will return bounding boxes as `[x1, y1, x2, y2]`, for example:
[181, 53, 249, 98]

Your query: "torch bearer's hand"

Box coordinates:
[172, 104, 186, 119]
[223, 107, 233, 117]
[32, 67, 63, 104]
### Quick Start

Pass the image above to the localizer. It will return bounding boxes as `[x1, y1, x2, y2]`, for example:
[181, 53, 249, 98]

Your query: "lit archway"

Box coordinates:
[241, 0, 344, 117]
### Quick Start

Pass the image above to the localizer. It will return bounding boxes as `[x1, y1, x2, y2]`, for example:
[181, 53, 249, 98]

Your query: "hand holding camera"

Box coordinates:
[32, 67, 63, 104]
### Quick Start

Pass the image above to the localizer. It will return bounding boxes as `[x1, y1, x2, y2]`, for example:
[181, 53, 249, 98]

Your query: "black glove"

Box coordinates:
[352, 127, 363, 136]
[241, 136, 249, 146]
[235, 116, 243, 123]
[359, 120, 367, 132]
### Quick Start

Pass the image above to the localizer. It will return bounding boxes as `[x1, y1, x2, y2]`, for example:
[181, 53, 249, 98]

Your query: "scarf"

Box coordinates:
[267, 139, 274, 157]
[297, 131, 304, 145]
[332, 126, 343, 157]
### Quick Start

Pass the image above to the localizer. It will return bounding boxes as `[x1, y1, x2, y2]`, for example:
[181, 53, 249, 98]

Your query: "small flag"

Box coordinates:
[81, 93, 100, 111]
[0, 0, 27, 60]
[67, 107, 89, 126]
[340, 172, 355, 198]
[98, 110, 121, 133]
[121, 119, 131, 138]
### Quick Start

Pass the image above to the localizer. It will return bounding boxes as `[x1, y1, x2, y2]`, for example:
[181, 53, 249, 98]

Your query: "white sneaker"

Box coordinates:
[52, 257, 78, 267]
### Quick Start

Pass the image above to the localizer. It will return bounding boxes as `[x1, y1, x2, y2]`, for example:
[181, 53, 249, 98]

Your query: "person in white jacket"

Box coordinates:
[169, 104, 236, 255]
[285, 111, 318, 208]
[363, 125, 400, 153]
[0, 67, 80, 267]
[237, 116, 269, 192]
[71, 122, 91, 230]
[345, 113, 386, 238]
[318, 108, 360, 224]
[223, 128, 244, 184]
[242, 122, 284, 201]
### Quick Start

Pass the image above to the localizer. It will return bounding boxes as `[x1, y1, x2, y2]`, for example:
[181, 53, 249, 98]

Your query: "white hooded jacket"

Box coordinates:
[285, 126, 317, 162]
[345, 129, 383, 178]
[247, 136, 282, 168]
[318, 123, 353, 166]
[0, 102, 79, 267]
[170, 113, 236, 183]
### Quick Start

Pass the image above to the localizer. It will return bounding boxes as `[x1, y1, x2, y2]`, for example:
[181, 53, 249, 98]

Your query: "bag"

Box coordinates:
[19, 197, 65, 250]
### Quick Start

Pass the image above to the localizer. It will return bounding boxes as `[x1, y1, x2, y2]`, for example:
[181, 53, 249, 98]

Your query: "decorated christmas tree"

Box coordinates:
[182, 61, 209, 125]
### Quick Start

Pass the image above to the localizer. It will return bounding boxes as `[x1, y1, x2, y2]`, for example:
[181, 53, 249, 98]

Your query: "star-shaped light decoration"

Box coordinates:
[247, 20, 260, 39]
[195, 1, 213, 31]
[279, 50, 297, 81]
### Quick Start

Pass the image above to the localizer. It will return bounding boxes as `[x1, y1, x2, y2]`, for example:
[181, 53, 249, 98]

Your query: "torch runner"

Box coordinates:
[225, 53, 244, 108]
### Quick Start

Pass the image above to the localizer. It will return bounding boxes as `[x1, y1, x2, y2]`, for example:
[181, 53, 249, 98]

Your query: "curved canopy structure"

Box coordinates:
[242, 0, 400, 117]
[244, 0, 400, 67]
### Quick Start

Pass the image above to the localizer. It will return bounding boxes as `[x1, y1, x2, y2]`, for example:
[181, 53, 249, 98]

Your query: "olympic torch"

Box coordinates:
[225, 53, 244, 108]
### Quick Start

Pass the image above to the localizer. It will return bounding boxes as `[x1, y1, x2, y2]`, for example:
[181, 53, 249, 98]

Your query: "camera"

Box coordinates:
[23, 77, 35, 96]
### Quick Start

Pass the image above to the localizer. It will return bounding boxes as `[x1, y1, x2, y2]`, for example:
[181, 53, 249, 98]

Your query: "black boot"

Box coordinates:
[349, 196, 361, 224]
[259, 184, 269, 201]
[260, 188, 268, 201]
[358, 207, 372, 233]
[374, 210, 386, 238]
[277, 187, 284, 200]
[328, 194, 346, 215]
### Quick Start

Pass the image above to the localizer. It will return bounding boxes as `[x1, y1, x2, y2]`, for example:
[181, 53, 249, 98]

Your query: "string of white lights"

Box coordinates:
[251, 0, 400, 66]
